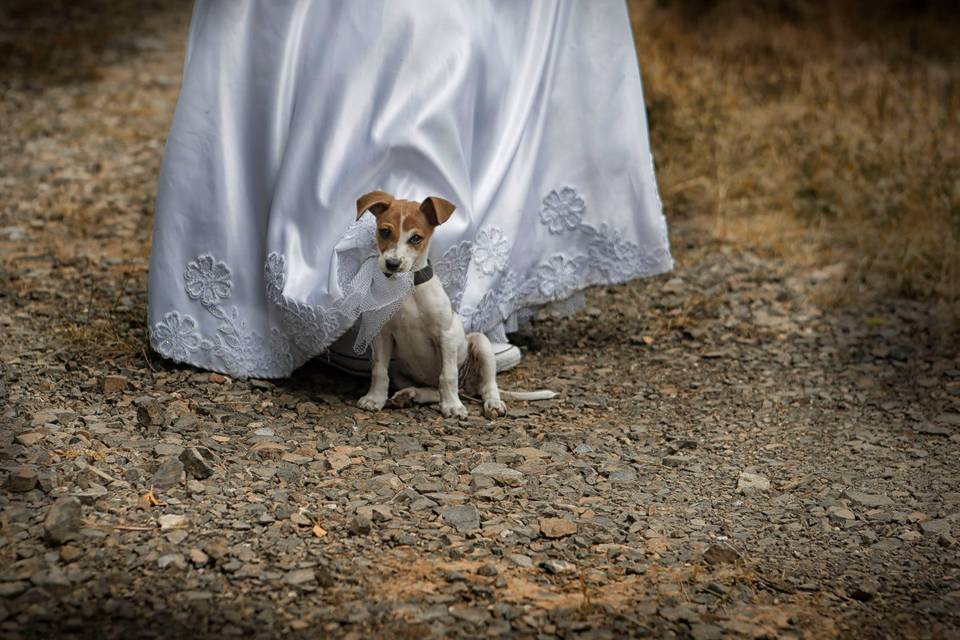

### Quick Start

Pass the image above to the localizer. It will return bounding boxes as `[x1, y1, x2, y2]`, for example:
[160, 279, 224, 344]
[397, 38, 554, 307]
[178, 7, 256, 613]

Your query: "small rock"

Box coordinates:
[449, 605, 491, 626]
[6, 467, 38, 493]
[539, 559, 575, 575]
[154, 443, 183, 457]
[0, 582, 30, 598]
[72, 484, 108, 505]
[152, 457, 184, 490]
[690, 622, 724, 640]
[166, 529, 189, 544]
[506, 553, 533, 568]
[60, 545, 83, 563]
[920, 519, 952, 536]
[44, 497, 82, 545]
[916, 424, 952, 437]
[850, 577, 880, 602]
[899, 529, 922, 542]
[702, 543, 740, 565]
[349, 514, 373, 536]
[102, 375, 128, 394]
[828, 505, 856, 522]
[441, 505, 481, 533]
[476, 564, 499, 577]
[470, 463, 523, 487]
[662, 455, 693, 467]
[179, 448, 214, 479]
[539, 517, 577, 538]
[159, 514, 189, 530]
[284, 569, 316, 586]
[137, 401, 165, 430]
[15, 432, 45, 447]
[157, 553, 187, 570]
[842, 489, 894, 508]
[189, 548, 209, 566]
[736, 471, 770, 494]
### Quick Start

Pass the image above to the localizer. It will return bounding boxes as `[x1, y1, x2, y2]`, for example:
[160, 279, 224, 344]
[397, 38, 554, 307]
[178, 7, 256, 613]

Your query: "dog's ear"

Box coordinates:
[356, 190, 395, 220]
[419, 196, 456, 227]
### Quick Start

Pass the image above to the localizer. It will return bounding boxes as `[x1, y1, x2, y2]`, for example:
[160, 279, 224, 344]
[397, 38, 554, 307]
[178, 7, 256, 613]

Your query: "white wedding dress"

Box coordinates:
[148, 0, 672, 379]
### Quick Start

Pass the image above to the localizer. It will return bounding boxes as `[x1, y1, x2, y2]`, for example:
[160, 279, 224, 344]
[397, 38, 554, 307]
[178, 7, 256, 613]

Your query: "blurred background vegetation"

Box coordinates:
[2, 0, 958, 319]
[630, 0, 959, 315]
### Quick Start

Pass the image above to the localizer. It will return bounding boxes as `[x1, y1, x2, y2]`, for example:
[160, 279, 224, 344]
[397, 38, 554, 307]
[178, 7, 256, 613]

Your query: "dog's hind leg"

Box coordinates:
[389, 387, 441, 408]
[466, 333, 506, 418]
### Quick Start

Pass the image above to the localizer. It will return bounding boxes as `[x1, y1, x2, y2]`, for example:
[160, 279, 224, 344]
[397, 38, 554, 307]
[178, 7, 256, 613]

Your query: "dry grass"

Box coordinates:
[629, 0, 960, 312]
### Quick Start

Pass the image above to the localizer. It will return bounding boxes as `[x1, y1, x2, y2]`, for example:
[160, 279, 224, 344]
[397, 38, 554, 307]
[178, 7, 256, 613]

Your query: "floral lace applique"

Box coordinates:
[151, 311, 201, 361]
[472, 226, 510, 275]
[434, 239, 473, 310]
[539, 186, 585, 234]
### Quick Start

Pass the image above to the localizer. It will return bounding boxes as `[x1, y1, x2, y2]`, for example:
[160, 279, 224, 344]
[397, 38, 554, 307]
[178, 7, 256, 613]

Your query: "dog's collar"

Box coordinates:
[413, 260, 433, 286]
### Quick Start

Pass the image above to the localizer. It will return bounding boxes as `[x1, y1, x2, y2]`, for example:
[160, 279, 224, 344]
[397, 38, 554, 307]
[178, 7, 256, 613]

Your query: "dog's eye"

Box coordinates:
[379, 228, 391, 239]
[408, 234, 423, 245]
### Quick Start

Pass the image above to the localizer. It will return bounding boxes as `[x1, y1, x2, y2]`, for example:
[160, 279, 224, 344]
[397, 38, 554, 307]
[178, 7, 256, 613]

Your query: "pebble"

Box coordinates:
[919, 519, 951, 535]
[157, 553, 187, 570]
[828, 505, 856, 522]
[736, 471, 770, 494]
[842, 489, 894, 508]
[43, 497, 82, 545]
[101, 375, 128, 394]
[702, 543, 740, 565]
[189, 548, 210, 566]
[441, 505, 481, 533]
[539, 517, 577, 538]
[470, 462, 523, 487]
[152, 457, 184, 490]
[506, 554, 533, 568]
[284, 569, 316, 586]
[159, 514, 189, 530]
[6, 467, 38, 493]
[179, 447, 214, 479]
[850, 577, 881, 602]
[539, 559, 575, 575]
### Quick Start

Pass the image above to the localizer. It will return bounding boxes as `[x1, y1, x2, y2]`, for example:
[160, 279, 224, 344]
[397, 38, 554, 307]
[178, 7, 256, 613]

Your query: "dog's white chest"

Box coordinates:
[384, 278, 465, 386]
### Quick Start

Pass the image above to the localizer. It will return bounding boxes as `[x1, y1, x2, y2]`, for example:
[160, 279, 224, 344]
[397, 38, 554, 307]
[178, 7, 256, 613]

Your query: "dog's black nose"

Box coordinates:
[385, 258, 401, 272]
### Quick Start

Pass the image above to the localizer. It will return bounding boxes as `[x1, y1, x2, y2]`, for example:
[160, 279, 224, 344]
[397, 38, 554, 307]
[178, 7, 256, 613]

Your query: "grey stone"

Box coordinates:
[6, 467, 38, 493]
[441, 504, 481, 533]
[157, 553, 187, 570]
[842, 489, 894, 508]
[850, 577, 880, 602]
[470, 462, 523, 487]
[828, 505, 856, 522]
[179, 447, 214, 479]
[152, 457, 184, 490]
[284, 568, 316, 586]
[920, 518, 952, 535]
[737, 471, 770, 494]
[43, 497, 82, 545]
[539, 559, 575, 574]
[703, 543, 740, 565]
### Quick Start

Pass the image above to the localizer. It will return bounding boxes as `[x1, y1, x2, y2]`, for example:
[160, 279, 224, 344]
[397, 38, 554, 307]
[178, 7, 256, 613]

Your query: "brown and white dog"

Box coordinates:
[354, 190, 554, 419]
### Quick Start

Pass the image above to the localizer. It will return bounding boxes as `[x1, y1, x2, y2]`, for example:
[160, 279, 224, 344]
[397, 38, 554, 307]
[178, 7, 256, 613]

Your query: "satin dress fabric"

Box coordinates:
[148, 0, 673, 378]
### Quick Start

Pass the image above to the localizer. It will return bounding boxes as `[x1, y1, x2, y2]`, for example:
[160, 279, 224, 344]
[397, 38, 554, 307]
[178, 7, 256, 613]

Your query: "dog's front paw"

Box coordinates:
[357, 394, 386, 412]
[482, 398, 507, 419]
[439, 400, 468, 419]
[389, 387, 417, 408]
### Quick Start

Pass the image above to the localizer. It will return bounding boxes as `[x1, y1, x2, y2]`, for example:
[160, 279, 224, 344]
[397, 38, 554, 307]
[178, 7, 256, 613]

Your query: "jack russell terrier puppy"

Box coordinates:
[355, 190, 555, 419]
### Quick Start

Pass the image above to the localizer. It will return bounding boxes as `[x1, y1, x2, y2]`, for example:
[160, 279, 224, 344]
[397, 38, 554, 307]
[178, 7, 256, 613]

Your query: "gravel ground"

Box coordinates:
[2, 2, 959, 638]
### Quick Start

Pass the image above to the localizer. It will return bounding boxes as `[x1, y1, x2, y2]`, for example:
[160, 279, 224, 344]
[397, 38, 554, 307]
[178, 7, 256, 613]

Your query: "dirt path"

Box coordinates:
[2, 2, 958, 638]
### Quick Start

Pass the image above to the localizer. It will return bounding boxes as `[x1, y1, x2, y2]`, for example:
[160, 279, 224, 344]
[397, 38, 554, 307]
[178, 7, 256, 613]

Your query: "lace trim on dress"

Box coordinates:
[149, 186, 672, 378]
